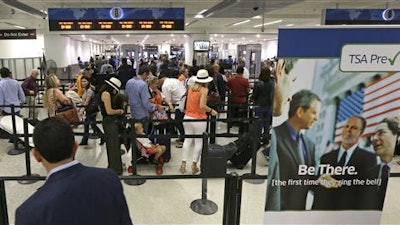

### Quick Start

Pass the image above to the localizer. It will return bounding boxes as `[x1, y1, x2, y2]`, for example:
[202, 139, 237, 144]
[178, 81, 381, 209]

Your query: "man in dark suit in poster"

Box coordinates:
[15, 117, 133, 225]
[266, 89, 321, 210]
[313, 115, 378, 210]
[368, 117, 398, 209]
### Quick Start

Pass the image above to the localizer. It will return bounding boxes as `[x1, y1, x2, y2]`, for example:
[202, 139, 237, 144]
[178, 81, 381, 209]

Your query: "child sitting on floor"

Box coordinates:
[134, 122, 166, 175]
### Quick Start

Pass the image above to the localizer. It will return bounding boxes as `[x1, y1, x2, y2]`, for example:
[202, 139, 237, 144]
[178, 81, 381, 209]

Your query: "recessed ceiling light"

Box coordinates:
[214, 34, 218, 37]
[286, 24, 294, 26]
[254, 20, 282, 28]
[252, 15, 261, 19]
[126, 34, 130, 37]
[233, 20, 250, 26]
[256, 34, 260, 38]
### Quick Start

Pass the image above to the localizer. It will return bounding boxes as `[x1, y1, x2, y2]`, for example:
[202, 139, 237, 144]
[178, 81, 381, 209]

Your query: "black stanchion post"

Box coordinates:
[244, 118, 264, 184]
[0, 180, 8, 225]
[190, 132, 218, 215]
[222, 172, 239, 225]
[124, 119, 146, 186]
[18, 118, 40, 185]
[7, 105, 24, 155]
[210, 115, 216, 144]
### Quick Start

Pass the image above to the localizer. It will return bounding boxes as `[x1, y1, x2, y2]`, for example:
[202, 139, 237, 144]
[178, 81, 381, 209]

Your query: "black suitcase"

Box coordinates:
[228, 135, 253, 169]
[227, 122, 260, 169]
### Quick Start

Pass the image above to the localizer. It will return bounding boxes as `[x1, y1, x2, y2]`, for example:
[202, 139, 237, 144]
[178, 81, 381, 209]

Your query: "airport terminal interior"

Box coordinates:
[1, 0, 400, 224]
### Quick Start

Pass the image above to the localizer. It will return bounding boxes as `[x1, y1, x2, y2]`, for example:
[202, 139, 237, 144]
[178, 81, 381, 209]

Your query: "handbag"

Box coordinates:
[56, 103, 80, 124]
[85, 98, 100, 115]
[207, 91, 220, 104]
[207, 78, 221, 104]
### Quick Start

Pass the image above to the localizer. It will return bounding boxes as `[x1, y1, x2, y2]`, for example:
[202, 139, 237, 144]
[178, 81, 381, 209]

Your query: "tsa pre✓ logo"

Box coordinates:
[340, 44, 400, 72]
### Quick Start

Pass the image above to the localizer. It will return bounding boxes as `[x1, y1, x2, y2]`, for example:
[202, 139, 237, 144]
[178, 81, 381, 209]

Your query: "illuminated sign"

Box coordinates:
[48, 8, 184, 31]
[0, 29, 36, 40]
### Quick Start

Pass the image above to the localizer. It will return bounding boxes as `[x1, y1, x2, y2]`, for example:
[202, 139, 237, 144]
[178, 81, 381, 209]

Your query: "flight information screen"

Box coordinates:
[48, 7, 185, 31]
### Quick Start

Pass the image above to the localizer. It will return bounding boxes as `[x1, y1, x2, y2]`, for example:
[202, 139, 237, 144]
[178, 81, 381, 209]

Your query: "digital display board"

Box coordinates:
[324, 9, 400, 25]
[193, 41, 210, 51]
[48, 8, 184, 31]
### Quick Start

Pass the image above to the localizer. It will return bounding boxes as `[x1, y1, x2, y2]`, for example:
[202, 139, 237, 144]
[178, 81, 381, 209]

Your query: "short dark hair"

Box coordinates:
[0, 67, 11, 78]
[259, 68, 271, 82]
[236, 66, 244, 74]
[138, 65, 150, 75]
[33, 117, 75, 163]
[288, 89, 321, 118]
[381, 117, 399, 135]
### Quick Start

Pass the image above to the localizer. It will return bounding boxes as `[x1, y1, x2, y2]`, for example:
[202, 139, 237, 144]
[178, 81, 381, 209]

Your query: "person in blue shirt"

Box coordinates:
[0, 67, 26, 116]
[125, 65, 163, 133]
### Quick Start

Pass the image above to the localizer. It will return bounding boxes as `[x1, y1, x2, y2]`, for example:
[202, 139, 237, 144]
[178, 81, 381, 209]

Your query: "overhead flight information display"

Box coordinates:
[48, 7, 185, 31]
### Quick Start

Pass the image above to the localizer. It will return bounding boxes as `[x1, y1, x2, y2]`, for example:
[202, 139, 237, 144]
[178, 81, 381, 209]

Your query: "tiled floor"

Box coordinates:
[0, 108, 399, 224]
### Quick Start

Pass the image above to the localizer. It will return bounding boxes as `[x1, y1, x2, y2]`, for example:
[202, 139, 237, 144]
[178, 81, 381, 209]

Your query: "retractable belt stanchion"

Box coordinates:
[7, 105, 24, 155]
[124, 119, 146, 186]
[244, 118, 264, 184]
[18, 118, 40, 185]
[222, 172, 240, 225]
[190, 132, 218, 215]
[0, 180, 9, 225]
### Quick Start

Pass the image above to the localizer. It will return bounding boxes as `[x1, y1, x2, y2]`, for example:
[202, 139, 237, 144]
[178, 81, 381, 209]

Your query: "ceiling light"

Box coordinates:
[233, 20, 250, 26]
[286, 24, 294, 26]
[252, 15, 261, 19]
[185, 20, 198, 26]
[256, 34, 260, 38]
[197, 9, 208, 15]
[13, 25, 26, 29]
[253, 20, 282, 28]
[170, 34, 174, 37]
[126, 34, 130, 37]
[194, 14, 204, 19]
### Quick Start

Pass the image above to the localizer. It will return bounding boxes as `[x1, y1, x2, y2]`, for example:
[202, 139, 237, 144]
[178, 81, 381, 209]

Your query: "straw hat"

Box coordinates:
[105, 77, 121, 91]
[194, 69, 213, 83]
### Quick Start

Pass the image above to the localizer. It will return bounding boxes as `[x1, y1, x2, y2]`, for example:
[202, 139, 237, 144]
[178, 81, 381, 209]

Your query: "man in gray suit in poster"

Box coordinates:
[266, 89, 321, 210]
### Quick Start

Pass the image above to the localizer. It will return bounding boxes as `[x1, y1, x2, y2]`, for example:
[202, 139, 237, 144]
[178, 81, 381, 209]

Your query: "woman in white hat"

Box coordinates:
[180, 69, 218, 174]
[98, 77, 125, 175]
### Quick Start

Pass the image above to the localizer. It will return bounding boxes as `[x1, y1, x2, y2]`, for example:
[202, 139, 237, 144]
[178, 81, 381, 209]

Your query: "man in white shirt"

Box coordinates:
[158, 72, 186, 147]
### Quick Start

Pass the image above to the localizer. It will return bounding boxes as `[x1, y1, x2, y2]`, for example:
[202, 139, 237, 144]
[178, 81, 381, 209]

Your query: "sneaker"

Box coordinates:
[257, 148, 269, 166]
[89, 134, 100, 139]
[175, 139, 183, 144]
[175, 143, 183, 148]
[155, 163, 163, 175]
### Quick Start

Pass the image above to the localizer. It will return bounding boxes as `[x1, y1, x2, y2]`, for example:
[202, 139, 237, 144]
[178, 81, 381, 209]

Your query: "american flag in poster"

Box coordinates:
[334, 72, 400, 143]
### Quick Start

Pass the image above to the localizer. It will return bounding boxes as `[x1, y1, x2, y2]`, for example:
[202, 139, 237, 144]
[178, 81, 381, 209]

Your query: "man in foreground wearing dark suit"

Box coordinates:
[266, 89, 321, 210]
[15, 117, 133, 225]
[369, 117, 398, 209]
[313, 115, 377, 210]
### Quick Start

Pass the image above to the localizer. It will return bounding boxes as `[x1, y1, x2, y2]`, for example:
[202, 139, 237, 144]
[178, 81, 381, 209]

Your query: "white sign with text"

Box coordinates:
[340, 44, 400, 71]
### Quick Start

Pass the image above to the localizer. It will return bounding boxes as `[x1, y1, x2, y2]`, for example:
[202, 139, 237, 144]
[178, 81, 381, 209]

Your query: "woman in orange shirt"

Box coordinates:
[180, 69, 218, 174]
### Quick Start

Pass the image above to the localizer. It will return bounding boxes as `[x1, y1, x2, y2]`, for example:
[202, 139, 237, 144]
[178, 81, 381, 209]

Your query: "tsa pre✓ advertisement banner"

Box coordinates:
[264, 27, 400, 224]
